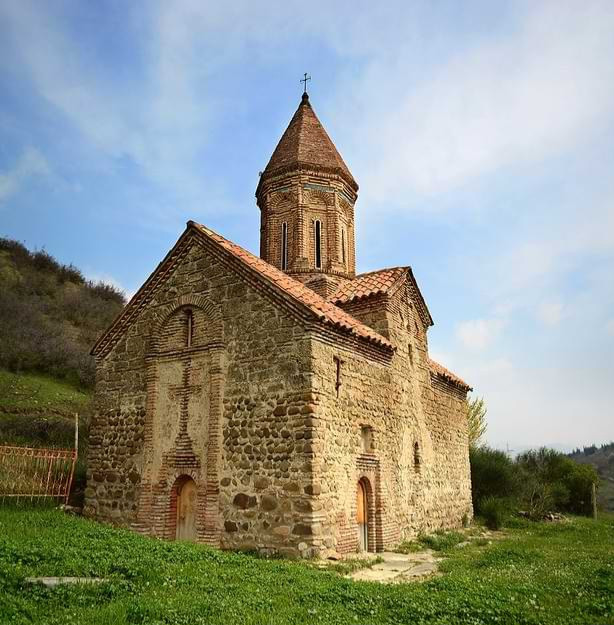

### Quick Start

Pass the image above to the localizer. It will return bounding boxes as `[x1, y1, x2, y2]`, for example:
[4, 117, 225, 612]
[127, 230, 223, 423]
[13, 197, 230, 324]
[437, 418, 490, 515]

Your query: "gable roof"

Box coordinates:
[190, 222, 392, 350]
[331, 267, 407, 304]
[258, 93, 357, 192]
[92, 222, 394, 358]
[429, 359, 472, 392]
[330, 267, 434, 328]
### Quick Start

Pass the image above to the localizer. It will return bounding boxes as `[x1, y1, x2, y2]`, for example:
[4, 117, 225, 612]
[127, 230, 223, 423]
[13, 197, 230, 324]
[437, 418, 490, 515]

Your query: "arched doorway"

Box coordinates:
[356, 479, 369, 552]
[174, 476, 197, 541]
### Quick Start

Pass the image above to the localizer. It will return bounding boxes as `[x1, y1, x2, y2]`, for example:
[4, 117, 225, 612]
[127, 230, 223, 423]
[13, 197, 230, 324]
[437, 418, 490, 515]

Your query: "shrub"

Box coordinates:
[516, 448, 598, 517]
[470, 446, 598, 522]
[479, 496, 510, 530]
[469, 446, 521, 509]
[520, 477, 555, 520]
[562, 461, 598, 515]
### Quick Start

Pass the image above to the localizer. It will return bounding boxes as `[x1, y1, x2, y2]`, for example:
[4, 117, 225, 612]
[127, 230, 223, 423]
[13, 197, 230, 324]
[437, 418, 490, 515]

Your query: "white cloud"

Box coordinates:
[4, 1, 612, 218]
[536, 299, 564, 326]
[456, 318, 505, 350]
[336, 1, 614, 202]
[0, 147, 50, 204]
[0, 1, 217, 218]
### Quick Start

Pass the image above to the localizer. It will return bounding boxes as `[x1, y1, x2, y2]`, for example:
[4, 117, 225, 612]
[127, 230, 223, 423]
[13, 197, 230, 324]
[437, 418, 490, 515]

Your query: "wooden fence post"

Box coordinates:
[64, 414, 79, 505]
[591, 482, 597, 520]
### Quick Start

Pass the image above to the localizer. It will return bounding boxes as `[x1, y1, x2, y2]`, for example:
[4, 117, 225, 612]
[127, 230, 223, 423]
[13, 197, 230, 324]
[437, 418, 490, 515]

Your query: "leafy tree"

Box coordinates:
[466, 395, 487, 448]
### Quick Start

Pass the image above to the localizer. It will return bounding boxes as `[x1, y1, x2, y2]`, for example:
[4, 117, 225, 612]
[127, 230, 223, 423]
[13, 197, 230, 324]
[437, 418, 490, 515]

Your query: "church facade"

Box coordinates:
[85, 92, 473, 558]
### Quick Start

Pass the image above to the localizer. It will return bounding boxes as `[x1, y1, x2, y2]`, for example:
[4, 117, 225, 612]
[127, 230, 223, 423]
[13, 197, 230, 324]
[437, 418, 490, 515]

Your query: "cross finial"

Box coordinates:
[301, 72, 311, 94]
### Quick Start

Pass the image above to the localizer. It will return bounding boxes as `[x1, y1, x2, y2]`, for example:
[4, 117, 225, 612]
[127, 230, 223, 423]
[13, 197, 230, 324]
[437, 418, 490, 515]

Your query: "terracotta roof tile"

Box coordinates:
[428, 359, 472, 392]
[259, 94, 357, 190]
[189, 222, 393, 351]
[331, 267, 407, 304]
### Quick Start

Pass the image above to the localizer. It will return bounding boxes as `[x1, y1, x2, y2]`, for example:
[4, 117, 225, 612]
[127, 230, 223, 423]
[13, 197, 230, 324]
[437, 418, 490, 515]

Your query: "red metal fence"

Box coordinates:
[0, 414, 78, 504]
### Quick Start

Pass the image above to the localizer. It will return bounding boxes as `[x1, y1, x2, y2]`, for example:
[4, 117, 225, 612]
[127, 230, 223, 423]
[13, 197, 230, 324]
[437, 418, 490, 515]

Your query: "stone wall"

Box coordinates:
[308, 282, 472, 556]
[86, 231, 471, 559]
[86, 233, 322, 556]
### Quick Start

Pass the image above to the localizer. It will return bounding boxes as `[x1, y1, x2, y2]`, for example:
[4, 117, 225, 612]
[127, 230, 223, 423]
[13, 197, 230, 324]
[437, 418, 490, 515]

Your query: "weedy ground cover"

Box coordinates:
[0, 508, 612, 625]
[0, 369, 91, 449]
[0, 369, 90, 414]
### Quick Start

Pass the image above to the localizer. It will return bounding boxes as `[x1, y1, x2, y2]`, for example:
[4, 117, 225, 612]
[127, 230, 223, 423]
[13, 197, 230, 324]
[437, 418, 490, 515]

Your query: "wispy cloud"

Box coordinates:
[456, 318, 505, 350]
[336, 1, 614, 203]
[0, 1, 218, 219]
[0, 147, 50, 205]
[536, 299, 565, 326]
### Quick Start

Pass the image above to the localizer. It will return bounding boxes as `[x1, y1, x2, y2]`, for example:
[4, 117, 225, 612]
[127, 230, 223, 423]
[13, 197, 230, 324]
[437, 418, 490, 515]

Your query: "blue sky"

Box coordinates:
[1, 0, 613, 451]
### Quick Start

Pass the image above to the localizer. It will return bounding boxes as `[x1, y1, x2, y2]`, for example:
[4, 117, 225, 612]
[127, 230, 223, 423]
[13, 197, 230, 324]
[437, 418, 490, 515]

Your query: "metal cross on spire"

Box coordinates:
[301, 72, 311, 94]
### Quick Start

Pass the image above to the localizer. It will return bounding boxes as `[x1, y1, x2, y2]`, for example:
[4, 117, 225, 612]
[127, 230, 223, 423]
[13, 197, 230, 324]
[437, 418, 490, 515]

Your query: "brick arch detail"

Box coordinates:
[136, 292, 225, 547]
[336, 455, 386, 555]
[165, 473, 200, 540]
[357, 474, 378, 553]
[148, 294, 223, 353]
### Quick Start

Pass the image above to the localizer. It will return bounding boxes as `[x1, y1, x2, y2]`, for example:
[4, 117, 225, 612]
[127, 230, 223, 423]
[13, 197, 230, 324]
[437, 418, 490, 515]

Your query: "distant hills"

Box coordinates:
[0, 237, 125, 388]
[568, 443, 614, 511]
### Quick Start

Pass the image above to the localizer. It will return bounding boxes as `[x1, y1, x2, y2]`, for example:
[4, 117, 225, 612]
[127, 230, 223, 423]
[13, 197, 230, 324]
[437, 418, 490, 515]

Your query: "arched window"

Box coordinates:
[341, 226, 346, 265]
[185, 309, 194, 348]
[281, 222, 288, 271]
[413, 442, 421, 472]
[315, 220, 322, 269]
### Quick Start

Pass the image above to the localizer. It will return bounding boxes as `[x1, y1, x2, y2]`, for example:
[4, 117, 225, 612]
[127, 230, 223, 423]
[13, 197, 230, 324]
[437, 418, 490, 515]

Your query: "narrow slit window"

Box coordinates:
[413, 442, 421, 472]
[315, 220, 322, 269]
[341, 227, 346, 265]
[281, 222, 288, 271]
[186, 309, 193, 348]
[361, 426, 373, 453]
[334, 356, 343, 396]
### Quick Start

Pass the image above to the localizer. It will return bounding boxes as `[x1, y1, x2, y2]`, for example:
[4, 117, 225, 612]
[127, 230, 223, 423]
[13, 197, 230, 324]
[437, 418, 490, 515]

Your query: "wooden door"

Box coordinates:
[357, 481, 368, 552]
[176, 478, 197, 541]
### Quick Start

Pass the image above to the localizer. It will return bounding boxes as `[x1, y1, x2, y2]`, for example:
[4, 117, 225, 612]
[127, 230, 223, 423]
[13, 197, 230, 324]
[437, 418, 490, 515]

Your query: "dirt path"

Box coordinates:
[349, 550, 441, 583]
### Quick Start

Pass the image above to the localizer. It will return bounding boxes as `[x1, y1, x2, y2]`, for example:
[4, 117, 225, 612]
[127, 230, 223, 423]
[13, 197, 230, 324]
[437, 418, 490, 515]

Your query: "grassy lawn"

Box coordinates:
[0, 369, 91, 449]
[0, 509, 612, 625]
[0, 369, 90, 414]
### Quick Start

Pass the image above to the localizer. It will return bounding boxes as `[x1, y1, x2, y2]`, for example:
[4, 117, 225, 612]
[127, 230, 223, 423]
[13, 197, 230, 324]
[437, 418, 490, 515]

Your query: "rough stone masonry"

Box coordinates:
[85, 92, 473, 558]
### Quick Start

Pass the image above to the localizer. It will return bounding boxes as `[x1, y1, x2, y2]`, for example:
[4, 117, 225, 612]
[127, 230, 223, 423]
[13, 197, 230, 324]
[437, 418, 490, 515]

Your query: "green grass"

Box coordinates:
[316, 556, 385, 576]
[0, 509, 612, 624]
[419, 530, 466, 552]
[395, 529, 467, 554]
[395, 539, 426, 554]
[0, 369, 91, 448]
[0, 369, 90, 413]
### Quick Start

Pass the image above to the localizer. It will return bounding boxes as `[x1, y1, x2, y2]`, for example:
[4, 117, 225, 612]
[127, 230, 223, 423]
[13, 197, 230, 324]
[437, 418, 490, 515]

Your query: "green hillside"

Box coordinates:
[569, 443, 614, 512]
[0, 237, 122, 497]
[0, 237, 125, 388]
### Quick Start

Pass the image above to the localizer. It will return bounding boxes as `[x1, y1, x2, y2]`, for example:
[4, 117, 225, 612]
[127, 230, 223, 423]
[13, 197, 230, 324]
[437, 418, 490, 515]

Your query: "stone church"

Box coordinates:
[86, 91, 473, 558]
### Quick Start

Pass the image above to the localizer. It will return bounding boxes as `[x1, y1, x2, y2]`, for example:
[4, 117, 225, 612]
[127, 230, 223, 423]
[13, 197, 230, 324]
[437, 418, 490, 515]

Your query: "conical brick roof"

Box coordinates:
[259, 93, 357, 191]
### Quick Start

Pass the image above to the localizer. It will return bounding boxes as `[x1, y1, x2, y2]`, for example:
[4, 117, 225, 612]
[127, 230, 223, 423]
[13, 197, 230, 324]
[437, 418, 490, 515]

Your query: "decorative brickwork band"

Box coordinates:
[135, 295, 225, 545]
